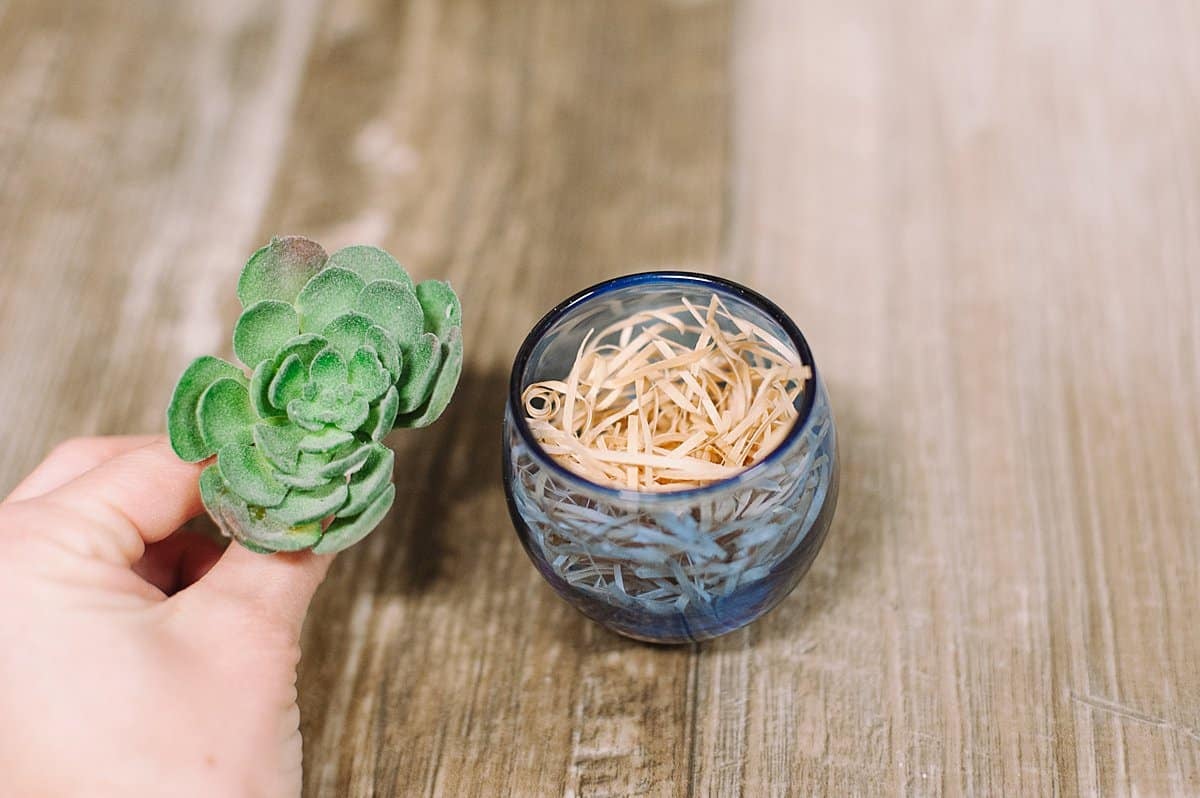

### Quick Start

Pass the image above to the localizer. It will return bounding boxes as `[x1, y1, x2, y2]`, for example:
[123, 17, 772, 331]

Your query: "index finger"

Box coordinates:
[3, 435, 161, 504]
[28, 437, 205, 565]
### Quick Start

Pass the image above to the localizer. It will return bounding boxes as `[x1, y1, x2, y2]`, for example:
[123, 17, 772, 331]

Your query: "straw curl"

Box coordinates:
[522, 293, 811, 491]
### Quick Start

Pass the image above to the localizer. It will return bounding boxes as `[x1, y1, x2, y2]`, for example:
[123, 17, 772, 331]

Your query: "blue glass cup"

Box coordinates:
[503, 272, 839, 643]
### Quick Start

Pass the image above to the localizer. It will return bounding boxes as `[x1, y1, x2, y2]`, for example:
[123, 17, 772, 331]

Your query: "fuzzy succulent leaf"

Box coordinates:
[327, 245, 413, 291]
[267, 354, 307, 410]
[342, 400, 372, 431]
[366, 386, 400, 441]
[348, 346, 390, 402]
[357, 280, 424, 348]
[298, 426, 355, 453]
[234, 300, 300, 368]
[275, 469, 332, 490]
[339, 445, 395, 518]
[198, 463, 226, 512]
[249, 362, 282, 420]
[253, 422, 303, 474]
[267, 481, 350, 527]
[286, 396, 370, 433]
[285, 401, 326, 432]
[415, 280, 462, 339]
[167, 356, 246, 462]
[365, 325, 402, 382]
[319, 442, 373, 479]
[201, 465, 322, 552]
[313, 483, 396, 554]
[309, 348, 348, 388]
[272, 334, 329, 371]
[218, 443, 289, 507]
[296, 267, 365, 333]
[321, 312, 375, 359]
[396, 327, 463, 429]
[395, 332, 442, 414]
[197, 378, 257, 451]
[237, 236, 328, 308]
[273, 446, 354, 489]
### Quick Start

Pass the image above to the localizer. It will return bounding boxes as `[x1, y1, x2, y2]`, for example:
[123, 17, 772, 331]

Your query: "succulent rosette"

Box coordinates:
[167, 236, 463, 553]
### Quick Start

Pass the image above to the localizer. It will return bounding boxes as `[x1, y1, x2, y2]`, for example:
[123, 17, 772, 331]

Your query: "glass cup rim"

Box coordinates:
[507, 270, 820, 503]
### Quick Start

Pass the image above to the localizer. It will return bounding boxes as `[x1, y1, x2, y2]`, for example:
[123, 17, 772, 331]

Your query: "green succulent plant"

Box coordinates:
[167, 236, 463, 554]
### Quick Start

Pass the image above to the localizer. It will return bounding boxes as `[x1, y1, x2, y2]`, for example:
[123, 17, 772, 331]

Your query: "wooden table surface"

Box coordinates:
[2, 1, 1198, 795]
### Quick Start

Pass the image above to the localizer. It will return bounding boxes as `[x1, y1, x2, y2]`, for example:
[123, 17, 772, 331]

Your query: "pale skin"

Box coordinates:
[0, 436, 333, 797]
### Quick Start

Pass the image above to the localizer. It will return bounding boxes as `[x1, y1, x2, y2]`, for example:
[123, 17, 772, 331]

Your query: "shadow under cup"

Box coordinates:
[503, 272, 839, 643]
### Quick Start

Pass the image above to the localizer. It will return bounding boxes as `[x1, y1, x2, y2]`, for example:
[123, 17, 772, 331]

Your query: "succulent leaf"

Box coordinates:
[306, 447, 348, 469]
[327, 245, 413, 291]
[238, 517, 323, 553]
[168, 356, 246, 462]
[319, 442, 373, 479]
[366, 386, 400, 441]
[197, 378, 257, 451]
[234, 300, 300, 368]
[395, 332, 442, 413]
[348, 346, 390, 402]
[365, 325, 402, 381]
[288, 397, 365, 432]
[313, 483, 396, 554]
[356, 280, 424, 348]
[198, 464, 227, 513]
[275, 469, 333, 490]
[272, 333, 329, 370]
[217, 443, 288, 507]
[415, 280, 463, 339]
[267, 481, 350, 527]
[201, 463, 322, 552]
[396, 327, 463, 429]
[309, 348, 348, 388]
[253, 421, 303, 474]
[237, 236, 328, 308]
[321, 312, 375, 359]
[267, 353, 307, 410]
[249, 361, 282, 420]
[274, 447, 351, 489]
[296, 267, 365, 333]
[339, 445, 395, 518]
[298, 427, 355, 453]
[337, 399, 371, 432]
[285, 399, 328, 432]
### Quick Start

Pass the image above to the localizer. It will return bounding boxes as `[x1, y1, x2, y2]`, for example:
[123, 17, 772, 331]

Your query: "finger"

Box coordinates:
[4, 435, 161, 504]
[31, 437, 205, 564]
[133, 528, 225, 595]
[193, 543, 334, 634]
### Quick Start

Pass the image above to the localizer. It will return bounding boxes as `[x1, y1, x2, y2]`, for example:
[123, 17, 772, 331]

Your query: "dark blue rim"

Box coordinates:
[508, 271, 820, 502]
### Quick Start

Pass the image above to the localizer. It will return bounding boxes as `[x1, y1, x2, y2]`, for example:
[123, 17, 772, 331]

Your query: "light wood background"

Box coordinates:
[1, 0, 1198, 795]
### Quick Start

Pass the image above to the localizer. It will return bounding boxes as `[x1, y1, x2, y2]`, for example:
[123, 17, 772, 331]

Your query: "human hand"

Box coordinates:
[0, 436, 333, 797]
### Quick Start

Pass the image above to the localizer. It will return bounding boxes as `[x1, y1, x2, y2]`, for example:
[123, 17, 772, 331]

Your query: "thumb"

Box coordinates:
[192, 543, 335, 634]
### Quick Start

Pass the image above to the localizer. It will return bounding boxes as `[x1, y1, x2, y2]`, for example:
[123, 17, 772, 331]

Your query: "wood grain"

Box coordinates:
[1, 0, 1198, 795]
